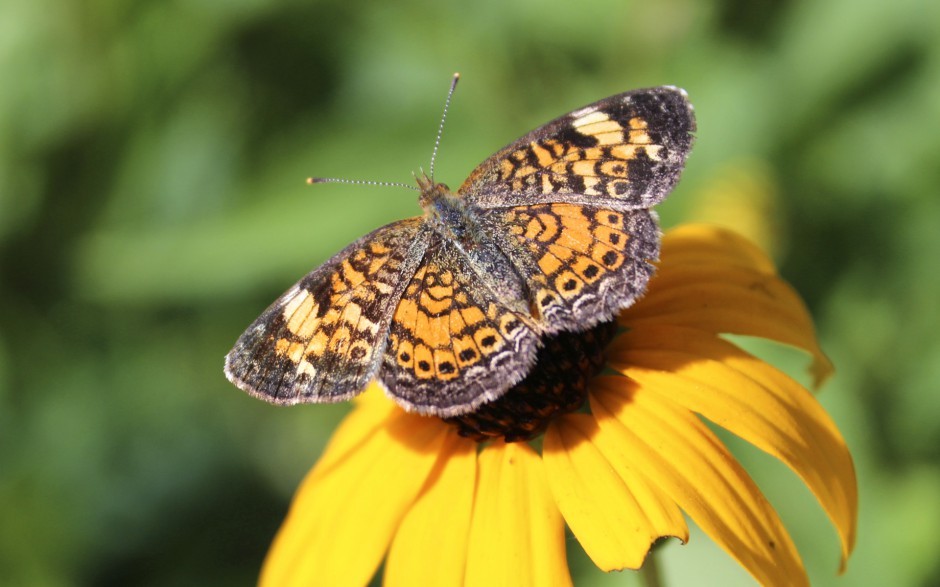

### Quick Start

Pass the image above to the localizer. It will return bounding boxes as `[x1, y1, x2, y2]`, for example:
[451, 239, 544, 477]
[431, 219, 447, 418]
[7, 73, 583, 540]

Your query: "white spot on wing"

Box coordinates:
[296, 360, 317, 377]
[570, 104, 599, 119]
[571, 110, 609, 127]
[282, 287, 311, 318]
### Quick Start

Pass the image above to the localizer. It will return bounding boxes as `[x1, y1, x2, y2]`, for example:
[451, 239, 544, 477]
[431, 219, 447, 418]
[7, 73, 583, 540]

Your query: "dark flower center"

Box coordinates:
[444, 321, 618, 442]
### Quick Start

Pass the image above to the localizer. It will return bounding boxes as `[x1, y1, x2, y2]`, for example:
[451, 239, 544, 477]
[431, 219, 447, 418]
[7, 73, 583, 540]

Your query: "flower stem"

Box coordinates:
[638, 550, 664, 587]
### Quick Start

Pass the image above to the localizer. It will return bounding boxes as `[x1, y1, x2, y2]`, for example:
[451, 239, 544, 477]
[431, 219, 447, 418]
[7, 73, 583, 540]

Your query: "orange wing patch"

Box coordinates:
[388, 262, 511, 382]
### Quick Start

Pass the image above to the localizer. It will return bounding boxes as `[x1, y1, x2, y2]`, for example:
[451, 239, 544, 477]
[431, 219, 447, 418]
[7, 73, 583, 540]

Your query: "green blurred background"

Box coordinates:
[2, 0, 938, 585]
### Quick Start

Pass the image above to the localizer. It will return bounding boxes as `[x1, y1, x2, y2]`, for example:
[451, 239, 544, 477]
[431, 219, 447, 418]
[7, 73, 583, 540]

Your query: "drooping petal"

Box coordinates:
[655, 224, 778, 275]
[590, 376, 809, 587]
[608, 324, 857, 570]
[260, 397, 450, 587]
[543, 414, 688, 571]
[622, 225, 833, 387]
[465, 441, 571, 587]
[385, 431, 478, 587]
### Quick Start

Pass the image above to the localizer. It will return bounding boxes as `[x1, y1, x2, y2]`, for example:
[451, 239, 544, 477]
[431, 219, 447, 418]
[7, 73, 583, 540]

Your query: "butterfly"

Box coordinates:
[225, 80, 695, 417]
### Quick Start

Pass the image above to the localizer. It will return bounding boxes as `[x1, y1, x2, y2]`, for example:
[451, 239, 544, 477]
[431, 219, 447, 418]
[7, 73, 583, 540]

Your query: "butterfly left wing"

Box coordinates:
[458, 86, 695, 210]
[225, 218, 427, 405]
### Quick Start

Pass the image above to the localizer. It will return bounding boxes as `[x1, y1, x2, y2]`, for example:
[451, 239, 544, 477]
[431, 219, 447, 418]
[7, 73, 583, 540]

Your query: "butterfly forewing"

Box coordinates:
[225, 218, 427, 405]
[458, 87, 695, 210]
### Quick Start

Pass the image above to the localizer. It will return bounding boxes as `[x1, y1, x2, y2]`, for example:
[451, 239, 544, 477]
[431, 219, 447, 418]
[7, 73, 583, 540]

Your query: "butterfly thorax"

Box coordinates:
[417, 173, 484, 252]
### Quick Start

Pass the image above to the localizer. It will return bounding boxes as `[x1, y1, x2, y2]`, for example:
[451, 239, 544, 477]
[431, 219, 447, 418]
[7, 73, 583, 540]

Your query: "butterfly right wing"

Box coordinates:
[458, 86, 695, 210]
[480, 202, 661, 335]
[225, 217, 428, 405]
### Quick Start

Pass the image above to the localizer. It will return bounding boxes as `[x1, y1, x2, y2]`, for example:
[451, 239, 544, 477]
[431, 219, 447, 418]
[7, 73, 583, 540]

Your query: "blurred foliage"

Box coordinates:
[1, 0, 938, 585]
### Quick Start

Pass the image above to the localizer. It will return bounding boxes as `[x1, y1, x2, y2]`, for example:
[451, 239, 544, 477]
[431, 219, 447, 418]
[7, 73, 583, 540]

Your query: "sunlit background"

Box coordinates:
[2, 0, 938, 585]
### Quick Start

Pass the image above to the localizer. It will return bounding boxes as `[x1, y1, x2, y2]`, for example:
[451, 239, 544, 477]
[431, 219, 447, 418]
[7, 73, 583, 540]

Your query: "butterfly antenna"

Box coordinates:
[429, 72, 460, 182]
[306, 177, 419, 191]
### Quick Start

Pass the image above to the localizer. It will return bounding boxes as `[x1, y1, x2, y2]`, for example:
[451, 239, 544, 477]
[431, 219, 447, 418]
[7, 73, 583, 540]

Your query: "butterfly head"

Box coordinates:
[415, 170, 485, 249]
[415, 171, 453, 209]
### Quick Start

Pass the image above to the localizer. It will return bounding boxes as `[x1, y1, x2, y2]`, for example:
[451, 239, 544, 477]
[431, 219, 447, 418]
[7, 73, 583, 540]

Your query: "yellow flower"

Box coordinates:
[259, 225, 857, 587]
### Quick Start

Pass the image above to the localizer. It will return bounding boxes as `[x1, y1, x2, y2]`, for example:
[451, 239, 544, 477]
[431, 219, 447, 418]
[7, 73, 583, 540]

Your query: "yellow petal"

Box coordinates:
[609, 324, 857, 570]
[609, 326, 858, 569]
[543, 414, 688, 571]
[465, 441, 571, 587]
[591, 376, 809, 587]
[625, 225, 833, 387]
[659, 224, 778, 275]
[260, 404, 449, 587]
[352, 380, 394, 406]
[385, 431, 477, 587]
[308, 382, 399, 483]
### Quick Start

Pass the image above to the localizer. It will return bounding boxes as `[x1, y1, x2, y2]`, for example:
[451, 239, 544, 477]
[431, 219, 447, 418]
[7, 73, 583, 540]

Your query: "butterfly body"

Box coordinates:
[420, 175, 489, 259]
[225, 86, 695, 416]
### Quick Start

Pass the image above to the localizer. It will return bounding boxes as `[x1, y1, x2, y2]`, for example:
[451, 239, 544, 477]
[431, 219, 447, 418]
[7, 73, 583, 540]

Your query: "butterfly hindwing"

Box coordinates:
[381, 231, 540, 417]
[482, 203, 661, 334]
